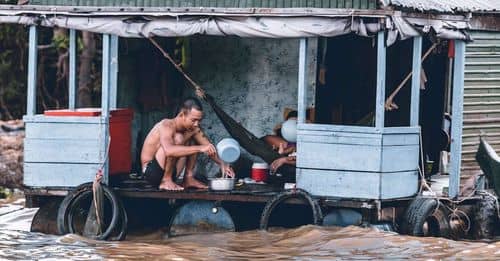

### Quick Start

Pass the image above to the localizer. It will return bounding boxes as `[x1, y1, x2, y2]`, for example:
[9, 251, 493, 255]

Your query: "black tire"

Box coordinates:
[260, 189, 323, 230]
[401, 197, 451, 238]
[57, 182, 94, 235]
[472, 191, 498, 239]
[107, 197, 128, 241]
[67, 185, 121, 240]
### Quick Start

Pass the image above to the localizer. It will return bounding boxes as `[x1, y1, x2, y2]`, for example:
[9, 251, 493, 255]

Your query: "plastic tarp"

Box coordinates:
[0, 9, 470, 42]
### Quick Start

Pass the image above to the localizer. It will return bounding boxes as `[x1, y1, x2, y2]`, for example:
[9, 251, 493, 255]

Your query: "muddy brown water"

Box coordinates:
[1, 198, 500, 260]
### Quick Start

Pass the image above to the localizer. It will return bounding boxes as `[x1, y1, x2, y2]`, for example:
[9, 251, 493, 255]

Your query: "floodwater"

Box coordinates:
[1, 197, 500, 260]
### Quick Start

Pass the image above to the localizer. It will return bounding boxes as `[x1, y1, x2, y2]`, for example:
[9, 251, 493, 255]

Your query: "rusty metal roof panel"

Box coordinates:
[389, 0, 500, 13]
[27, 0, 378, 9]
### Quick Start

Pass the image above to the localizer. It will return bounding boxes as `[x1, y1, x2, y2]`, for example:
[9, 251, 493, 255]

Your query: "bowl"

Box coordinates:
[209, 178, 235, 191]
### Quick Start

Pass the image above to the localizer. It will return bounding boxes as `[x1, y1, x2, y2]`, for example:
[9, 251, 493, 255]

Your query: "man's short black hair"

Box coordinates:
[180, 97, 203, 114]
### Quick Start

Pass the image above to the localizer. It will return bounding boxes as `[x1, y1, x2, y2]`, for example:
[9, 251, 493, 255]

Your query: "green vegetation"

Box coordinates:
[0, 24, 103, 120]
[0, 24, 27, 120]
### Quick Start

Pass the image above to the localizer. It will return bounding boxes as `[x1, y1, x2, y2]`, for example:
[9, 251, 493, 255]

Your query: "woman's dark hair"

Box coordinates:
[286, 110, 298, 120]
[286, 110, 311, 120]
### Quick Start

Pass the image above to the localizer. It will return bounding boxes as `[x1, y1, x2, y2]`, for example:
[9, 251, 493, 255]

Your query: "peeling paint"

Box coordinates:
[185, 36, 316, 177]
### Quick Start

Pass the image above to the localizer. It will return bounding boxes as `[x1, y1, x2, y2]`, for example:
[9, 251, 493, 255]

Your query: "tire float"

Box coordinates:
[57, 182, 127, 241]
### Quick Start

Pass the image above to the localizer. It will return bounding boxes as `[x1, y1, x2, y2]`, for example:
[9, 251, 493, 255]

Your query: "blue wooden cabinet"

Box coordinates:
[296, 124, 420, 199]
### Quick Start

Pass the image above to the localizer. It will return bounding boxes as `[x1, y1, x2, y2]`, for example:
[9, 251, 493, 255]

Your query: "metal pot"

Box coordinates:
[209, 178, 235, 191]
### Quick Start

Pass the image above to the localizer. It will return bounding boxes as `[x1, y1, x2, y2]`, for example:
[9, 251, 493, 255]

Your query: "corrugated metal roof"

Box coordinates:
[28, 0, 378, 9]
[389, 0, 500, 13]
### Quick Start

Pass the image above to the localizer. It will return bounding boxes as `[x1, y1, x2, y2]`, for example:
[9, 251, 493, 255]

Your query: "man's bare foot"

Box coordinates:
[159, 180, 184, 191]
[183, 176, 208, 189]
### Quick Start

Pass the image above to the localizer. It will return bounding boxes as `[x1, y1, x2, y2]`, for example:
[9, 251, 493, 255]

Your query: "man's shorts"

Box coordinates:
[143, 158, 164, 187]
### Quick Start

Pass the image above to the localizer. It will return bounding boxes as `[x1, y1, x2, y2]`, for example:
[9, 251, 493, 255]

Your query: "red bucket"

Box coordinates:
[251, 163, 269, 182]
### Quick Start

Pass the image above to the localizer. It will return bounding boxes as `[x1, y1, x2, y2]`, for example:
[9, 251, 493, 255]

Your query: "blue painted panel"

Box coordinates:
[296, 168, 418, 199]
[23, 115, 105, 124]
[381, 145, 419, 172]
[298, 123, 381, 134]
[25, 122, 104, 139]
[24, 163, 99, 187]
[297, 142, 382, 171]
[23, 114, 107, 187]
[380, 170, 418, 199]
[297, 132, 382, 146]
[381, 134, 419, 146]
[296, 168, 381, 199]
[24, 138, 103, 164]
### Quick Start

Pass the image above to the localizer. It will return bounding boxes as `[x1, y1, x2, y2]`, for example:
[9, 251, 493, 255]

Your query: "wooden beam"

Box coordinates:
[110, 35, 119, 109]
[375, 31, 386, 129]
[410, 36, 422, 126]
[298, 38, 308, 124]
[101, 34, 111, 185]
[0, 4, 396, 17]
[449, 40, 466, 199]
[27, 25, 38, 116]
[68, 29, 76, 110]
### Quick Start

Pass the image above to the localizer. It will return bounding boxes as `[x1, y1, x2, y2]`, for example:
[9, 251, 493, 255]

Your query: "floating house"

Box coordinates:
[0, 0, 499, 239]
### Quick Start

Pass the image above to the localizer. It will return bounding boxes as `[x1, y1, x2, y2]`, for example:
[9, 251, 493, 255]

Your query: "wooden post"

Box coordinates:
[449, 40, 466, 199]
[68, 29, 76, 110]
[101, 34, 111, 185]
[27, 25, 38, 116]
[375, 31, 386, 129]
[298, 38, 308, 124]
[110, 35, 119, 109]
[410, 36, 422, 126]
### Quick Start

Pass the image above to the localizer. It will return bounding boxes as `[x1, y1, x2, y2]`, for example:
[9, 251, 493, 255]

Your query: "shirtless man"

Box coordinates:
[141, 97, 235, 191]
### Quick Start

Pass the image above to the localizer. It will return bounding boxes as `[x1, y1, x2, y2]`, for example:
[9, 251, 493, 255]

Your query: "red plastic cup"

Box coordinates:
[251, 163, 269, 182]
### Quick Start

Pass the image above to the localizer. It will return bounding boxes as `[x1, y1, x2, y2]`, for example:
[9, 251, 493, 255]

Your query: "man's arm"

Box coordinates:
[270, 156, 296, 173]
[159, 122, 214, 158]
[192, 128, 222, 163]
[193, 128, 235, 177]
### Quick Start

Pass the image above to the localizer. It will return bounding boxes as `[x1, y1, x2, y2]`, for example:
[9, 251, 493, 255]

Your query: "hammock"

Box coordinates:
[149, 38, 295, 178]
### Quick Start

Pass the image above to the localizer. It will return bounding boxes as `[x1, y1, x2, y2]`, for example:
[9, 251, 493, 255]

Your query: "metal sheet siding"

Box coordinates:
[462, 31, 500, 177]
[28, 0, 378, 8]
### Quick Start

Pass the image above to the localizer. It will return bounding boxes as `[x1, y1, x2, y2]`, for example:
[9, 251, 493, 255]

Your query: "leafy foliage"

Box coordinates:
[0, 24, 102, 120]
[0, 24, 27, 120]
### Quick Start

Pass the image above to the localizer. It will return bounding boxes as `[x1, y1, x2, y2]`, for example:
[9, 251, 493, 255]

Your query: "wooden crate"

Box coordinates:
[296, 124, 419, 199]
[23, 115, 106, 187]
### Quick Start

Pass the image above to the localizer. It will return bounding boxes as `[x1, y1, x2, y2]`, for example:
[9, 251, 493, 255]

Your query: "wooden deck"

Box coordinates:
[23, 178, 398, 209]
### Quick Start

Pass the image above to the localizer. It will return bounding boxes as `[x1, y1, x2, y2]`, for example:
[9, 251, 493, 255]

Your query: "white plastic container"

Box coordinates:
[281, 119, 297, 142]
[216, 138, 241, 163]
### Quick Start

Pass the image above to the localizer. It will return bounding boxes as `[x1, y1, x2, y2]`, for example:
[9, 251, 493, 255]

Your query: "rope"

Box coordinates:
[148, 37, 206, 99]
[93, 171, 103, 234]
[418, 130, 434, 195]
[447, 206, 471, 233]
[93, 135, 111, 234]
